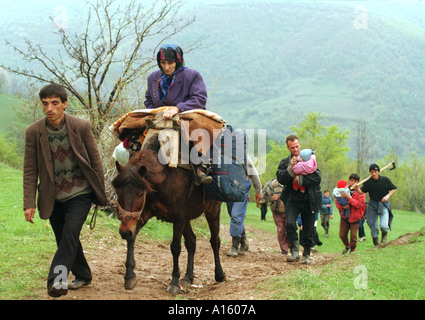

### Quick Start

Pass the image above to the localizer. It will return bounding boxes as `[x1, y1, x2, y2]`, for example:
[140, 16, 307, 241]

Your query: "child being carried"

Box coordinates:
[292, 149, 317, 193]
[333, 180, 351, 218]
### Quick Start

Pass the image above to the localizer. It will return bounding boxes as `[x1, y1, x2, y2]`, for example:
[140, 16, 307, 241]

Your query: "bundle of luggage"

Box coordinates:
[110, 108, 248, 202]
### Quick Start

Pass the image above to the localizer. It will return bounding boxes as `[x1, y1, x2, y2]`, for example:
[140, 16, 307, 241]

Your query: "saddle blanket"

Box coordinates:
[109, 107, 225, 138]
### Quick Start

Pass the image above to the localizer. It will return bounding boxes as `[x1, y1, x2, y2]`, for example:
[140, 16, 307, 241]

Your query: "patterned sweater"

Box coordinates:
[46, 124, 92, 202]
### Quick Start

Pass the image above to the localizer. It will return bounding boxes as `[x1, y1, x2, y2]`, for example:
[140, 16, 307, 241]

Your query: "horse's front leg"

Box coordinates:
[180, 221, 196, 289]
[124, 236, 137, 290]
[167, 220, 185, 294]
[205, 203, 226, 283]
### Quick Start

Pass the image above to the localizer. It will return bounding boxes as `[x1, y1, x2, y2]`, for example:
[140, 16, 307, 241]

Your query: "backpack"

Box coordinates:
[205, 125, 248, 202]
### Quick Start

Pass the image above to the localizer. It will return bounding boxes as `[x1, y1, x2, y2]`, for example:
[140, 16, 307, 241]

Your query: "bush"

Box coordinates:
[0, 135, 22, 169]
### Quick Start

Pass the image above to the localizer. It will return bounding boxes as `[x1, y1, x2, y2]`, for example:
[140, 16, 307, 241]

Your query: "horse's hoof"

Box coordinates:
[216, 272, 226, 283]
[167, 284, 181, 295]
[124, 276, 137, 290]
[215, 272, 226, 282]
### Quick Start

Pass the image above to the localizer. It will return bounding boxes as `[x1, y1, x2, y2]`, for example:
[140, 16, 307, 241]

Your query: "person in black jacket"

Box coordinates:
[276, 135, 322, 264]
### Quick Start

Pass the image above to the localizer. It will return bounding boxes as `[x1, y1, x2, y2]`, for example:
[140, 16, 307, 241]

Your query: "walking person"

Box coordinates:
[276, 135, 322, 264]
[353, 164, 397, 246]
[336, 174, 366, 254]
[262, 178, 288, 255]
[227, 157, 262, 257]
[259, 200, 268, 221]
[23, 84, 108, 298]
[319, 190, 333, 237]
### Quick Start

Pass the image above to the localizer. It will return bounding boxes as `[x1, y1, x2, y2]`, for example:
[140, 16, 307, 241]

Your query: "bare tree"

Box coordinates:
[355, 119, 375, 176]
[1, 0, 196, 139]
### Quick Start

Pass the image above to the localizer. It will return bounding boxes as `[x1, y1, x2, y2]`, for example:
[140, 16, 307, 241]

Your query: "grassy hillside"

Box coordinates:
[1, 1, 425, 159]
[178, 2, 425, 158]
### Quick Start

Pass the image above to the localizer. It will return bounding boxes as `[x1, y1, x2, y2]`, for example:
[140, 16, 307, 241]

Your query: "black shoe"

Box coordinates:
[47, 284, 68, 298]
[68, 279, 91, 290]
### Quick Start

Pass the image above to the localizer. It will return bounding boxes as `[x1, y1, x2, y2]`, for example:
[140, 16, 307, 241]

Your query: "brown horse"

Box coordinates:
[112, 136, 226, 294]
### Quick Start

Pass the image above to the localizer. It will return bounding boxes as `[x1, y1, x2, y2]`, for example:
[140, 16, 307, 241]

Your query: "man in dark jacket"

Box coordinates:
[276, 135, 322, 264]
[23, 84, 108, 298]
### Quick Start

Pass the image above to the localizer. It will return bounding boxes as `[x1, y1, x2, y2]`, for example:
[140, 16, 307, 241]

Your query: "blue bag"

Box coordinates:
[205, 125, 248, 202]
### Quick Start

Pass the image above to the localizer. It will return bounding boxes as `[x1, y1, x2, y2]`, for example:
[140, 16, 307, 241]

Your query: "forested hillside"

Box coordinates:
[177, 2, 425, 158]
[1, 1, 425, 158]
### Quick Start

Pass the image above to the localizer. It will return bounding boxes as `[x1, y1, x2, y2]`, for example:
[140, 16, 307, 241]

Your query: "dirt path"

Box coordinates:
[38, 224, 338, 300]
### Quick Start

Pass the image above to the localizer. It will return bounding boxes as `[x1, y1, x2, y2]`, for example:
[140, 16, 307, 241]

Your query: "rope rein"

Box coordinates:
[116, 191, 147, 225]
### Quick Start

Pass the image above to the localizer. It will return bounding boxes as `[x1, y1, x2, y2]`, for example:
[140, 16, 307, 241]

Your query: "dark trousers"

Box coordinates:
[260, 202, 267, 220]
[285, 200, 316, 251]
[358, 219, 366, 238]
[47, 193, 93, 288]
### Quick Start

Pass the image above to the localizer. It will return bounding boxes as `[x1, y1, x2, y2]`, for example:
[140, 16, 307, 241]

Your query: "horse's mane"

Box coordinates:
[112, 163, 151, 191]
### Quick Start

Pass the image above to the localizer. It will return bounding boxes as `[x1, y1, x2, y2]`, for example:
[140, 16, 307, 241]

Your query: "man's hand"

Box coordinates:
[352, 183, 361, 191]
[255, 192, 262, 204]
[24, 208, 36, 224]
[341, 191, 351, 200]
[290, 156, 297, 169]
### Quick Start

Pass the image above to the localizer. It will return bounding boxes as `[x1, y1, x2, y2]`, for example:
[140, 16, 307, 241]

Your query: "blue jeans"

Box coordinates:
[367, 203, 389, 238]
[227, 180, 251, 238]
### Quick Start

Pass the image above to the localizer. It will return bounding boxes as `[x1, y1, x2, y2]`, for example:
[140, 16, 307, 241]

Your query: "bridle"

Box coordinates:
[116, 191, 147, 224]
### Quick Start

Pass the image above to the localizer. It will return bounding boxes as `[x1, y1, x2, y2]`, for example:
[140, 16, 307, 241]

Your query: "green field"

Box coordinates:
[1, 162, 425, 299]
[0, 93, 23, 131]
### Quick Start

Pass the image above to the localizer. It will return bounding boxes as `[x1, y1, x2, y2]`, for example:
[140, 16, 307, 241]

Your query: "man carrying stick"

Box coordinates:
[353, 163, 397, 247]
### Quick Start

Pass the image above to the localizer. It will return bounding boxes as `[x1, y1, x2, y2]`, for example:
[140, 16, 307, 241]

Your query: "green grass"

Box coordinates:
[260, 232, 425, 300]
[2, 162, 425, 299]
[0, 163, 55, 299]
[243, 202, 425, 300]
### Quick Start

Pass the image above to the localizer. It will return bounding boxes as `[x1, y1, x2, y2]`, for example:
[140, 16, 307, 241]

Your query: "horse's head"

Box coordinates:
[112, 157, 155, 240]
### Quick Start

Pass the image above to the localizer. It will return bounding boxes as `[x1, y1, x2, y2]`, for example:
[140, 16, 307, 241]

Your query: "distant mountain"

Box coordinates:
[1, 1, 424, 159]
[176, 2, 425, 158]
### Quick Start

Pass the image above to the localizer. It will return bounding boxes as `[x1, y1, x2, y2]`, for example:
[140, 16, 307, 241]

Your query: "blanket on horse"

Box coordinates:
[109, 107, 225, 152]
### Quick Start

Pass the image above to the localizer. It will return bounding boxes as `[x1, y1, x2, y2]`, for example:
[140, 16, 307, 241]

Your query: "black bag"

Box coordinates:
[205, 125, 247, 202]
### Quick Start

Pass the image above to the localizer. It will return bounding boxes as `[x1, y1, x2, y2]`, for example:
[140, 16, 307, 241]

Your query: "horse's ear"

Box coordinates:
[139, 165, 147, 177]
[116, 161, 124, 173]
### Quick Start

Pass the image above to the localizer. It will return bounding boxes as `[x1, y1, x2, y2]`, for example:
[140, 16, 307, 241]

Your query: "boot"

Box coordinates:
[227, 237, 240, 257]
[239, 232, 249, 255]
[302, 247, 311, 265]
[287, 240, 300, 262]
[199, 174, 213, 184]
[381, 231, 388, 244]
[373, 237, 379, 247]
